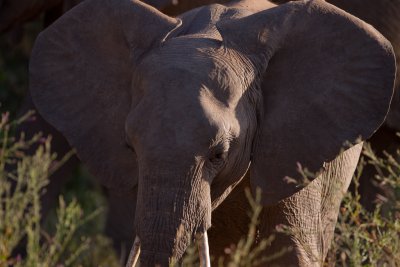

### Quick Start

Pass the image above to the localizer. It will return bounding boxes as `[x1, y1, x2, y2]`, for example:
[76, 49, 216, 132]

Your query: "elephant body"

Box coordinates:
[25, 0, 397, 266]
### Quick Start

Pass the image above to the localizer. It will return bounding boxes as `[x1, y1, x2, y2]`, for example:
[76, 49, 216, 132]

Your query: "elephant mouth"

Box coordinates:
[125, 232, 211, 267]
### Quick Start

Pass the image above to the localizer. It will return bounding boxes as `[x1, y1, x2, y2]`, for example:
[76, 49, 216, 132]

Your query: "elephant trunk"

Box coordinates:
[138, 214, 191, 266]
[134, 168, 211, 266]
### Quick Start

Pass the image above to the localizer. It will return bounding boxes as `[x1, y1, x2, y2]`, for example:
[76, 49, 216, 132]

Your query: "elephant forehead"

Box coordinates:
[134, 57, 245, 141]
[138, 40, 218, 74]
[139, 35, 252, 75]
[137, 38, 256, 101]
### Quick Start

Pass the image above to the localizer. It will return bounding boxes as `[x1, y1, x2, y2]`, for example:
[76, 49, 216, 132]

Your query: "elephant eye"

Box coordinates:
[209, 151, 228, 164]
[215, 152, 226, 159]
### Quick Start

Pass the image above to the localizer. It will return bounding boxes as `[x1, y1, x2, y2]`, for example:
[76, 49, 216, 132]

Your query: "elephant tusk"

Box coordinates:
[196, 232, 211, 267]
[126, 236, 141, 267]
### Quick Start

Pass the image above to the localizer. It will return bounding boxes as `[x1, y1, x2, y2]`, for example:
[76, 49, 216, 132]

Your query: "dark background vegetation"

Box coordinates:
[0, 15, 119, 266]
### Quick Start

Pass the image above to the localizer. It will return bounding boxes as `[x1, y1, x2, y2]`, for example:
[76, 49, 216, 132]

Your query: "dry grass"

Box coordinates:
[1, 112, 399, 266]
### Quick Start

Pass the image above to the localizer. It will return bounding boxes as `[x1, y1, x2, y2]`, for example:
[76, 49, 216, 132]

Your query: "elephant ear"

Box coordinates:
[30, 0, 181, 190]
[217, 0, 395, 205]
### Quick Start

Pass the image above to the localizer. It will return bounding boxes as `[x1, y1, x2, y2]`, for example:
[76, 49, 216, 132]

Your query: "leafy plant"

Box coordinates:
[2, 110, 400, 267]
[0, 112, 118, 267]
[329, 143, 400, 267]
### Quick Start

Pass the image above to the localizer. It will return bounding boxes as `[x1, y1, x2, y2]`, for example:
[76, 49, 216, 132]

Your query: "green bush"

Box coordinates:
[1, 111, 400, 267]
[0, 112, 118, 267]
[328, 143, 400, 267]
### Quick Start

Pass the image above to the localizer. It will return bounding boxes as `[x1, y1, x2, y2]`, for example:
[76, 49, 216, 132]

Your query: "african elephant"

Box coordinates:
[28, 0, 395, 266]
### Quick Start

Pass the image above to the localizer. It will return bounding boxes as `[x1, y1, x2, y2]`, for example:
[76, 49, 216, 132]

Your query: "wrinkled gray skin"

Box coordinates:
[274, 0, 400, 210]
[29, 0, 395, 266]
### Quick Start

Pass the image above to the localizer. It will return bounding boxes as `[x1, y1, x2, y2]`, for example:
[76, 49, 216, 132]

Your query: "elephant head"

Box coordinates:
[29, 0, 395, 265]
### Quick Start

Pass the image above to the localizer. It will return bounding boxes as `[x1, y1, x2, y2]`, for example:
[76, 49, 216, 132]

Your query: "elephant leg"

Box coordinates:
[259, 143, 363, 267]
[104, 186, 138, 263]
[208, 174, 251, 261]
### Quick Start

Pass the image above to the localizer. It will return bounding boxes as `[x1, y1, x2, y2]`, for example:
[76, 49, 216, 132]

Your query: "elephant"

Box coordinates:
[28, 0, 396, 265]
[5, 0, 398, 226]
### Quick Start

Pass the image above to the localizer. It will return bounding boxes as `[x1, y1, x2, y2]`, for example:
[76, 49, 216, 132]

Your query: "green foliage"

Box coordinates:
[1, 110, 400, 267]
[0, 113, 118, 267]
[329, 143, 400, 267]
